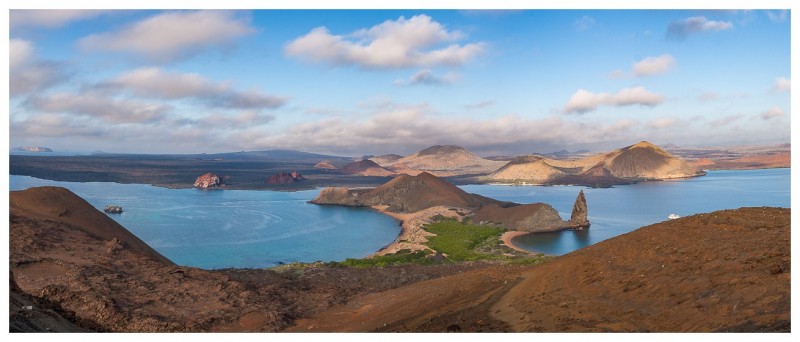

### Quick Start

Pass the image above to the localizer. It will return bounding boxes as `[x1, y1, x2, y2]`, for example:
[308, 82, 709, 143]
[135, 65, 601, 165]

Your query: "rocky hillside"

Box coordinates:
[265, 171, 305, 184]
[290, 207, 790, 332]
[338, 160, 395, 177]
[378, 145, 507, 176]
[9, 186, 494, 332]
[369, 154, 403, 165]
[473, 190, 589, 232]
[487, 141, 705, 186]
[312, 172, 504, 213]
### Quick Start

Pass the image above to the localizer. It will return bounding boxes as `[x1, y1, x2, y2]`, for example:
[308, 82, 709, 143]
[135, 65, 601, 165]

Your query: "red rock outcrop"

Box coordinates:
[266, 171, 306, 184]
[194, 173, 224, 188]
[568, 190, 589, 229]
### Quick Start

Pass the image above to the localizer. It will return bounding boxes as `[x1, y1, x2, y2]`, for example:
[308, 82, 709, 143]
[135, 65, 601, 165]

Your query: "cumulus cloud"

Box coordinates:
[760, 108, 784, 120]
[667, 16, 733, 40]
[773, 77, 791, 92]
[10, 10, 111, 28]
[10, 39, 69, 97]
[284, 14, 486, 69]
[632, 54, 676, 77]
[97, 67, 287, 109]
[563, 87, 664, 114]
[79, 11, 255, 63]
[23, 92, 171, 124]
[394, 69, 459, 86]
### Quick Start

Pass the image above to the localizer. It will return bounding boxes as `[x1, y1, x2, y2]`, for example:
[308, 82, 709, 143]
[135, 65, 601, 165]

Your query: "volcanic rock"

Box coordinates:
[339, 160, 395, 177]
[103, 205, 123, 214]
[382, 145, 506, 176]
[266, 171, 305, 184]
[311, 172, 504, 213]
[15, 146, 53, 152]
[194, 173, 224, 188]
[473, 203, 569, 232]
[568, 190, 589, 229]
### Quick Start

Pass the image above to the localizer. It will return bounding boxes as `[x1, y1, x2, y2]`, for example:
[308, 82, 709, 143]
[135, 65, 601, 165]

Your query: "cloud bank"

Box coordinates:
[10, 39, 69, 97]
[773, 77, 791, 92]
[10, 10, 111, 28]
[284, 14, 486, 69]
[564, 87, 664, 114]
[79, 11, 255, 63]
[98, 68, 287, 109]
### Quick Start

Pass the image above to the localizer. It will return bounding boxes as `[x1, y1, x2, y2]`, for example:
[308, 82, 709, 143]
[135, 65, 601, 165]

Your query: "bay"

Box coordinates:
[461, 168, 790, 256]
[9, 175, 401, 269]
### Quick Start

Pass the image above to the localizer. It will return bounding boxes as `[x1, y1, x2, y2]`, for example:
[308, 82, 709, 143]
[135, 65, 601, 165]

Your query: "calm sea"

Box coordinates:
[461, 168, 790, 255]
[9, 176, 401, 269]
[10, 168, 789, 267]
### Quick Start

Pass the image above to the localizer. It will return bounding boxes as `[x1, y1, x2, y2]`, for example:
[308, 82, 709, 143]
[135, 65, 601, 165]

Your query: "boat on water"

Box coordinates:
[668, 213, 680, 220]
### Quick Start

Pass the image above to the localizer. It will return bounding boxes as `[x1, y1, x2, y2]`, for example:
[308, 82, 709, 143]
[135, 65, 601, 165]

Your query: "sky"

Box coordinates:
[6, 6, 793, 156]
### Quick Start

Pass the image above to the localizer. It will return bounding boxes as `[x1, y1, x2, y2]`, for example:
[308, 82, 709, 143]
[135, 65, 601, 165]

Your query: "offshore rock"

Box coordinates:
[194, 173, 224, 188]
[569, 190, 590, 229]
[266, 171, 306, 184]
[104, 205, 123, 214]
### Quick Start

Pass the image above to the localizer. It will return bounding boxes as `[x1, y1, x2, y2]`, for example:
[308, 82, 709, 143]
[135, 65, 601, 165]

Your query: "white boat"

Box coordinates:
[667, 213, 680, 220]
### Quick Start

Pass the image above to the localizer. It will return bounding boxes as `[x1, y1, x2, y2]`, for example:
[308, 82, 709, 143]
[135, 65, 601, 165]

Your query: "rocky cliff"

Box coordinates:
[473, 191, 589, 233]
[266, 171, 305, 184]
[568, 190, 589, 229]
[194, 173, 224, 188]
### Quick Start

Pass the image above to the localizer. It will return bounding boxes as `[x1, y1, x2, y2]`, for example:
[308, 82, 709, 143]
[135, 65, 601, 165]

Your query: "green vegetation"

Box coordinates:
[424, 220, 506, 261]
[327, 215, 551, 268]
[332, 249, 433, 268]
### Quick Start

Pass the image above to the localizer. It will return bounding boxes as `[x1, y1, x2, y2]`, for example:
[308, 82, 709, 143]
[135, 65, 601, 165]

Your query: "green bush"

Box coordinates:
[333, 249, 433, 268]
[424, 221, 506, 261]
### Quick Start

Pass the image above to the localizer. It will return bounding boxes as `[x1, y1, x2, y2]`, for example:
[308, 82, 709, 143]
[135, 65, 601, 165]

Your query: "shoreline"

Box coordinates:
[500, 231, 539, 255]
[367, 206, 464, 257]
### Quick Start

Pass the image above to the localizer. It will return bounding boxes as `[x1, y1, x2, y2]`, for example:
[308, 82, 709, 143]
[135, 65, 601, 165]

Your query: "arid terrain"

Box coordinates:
[9, 186, 790, 332]
[9, 141, 787, 190]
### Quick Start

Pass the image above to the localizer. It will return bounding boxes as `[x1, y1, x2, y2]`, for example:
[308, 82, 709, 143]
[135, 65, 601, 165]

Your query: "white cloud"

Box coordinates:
[10, 39, 68, 97]
[760, 108, 784, 120]
[773, 77, 791, 92]
[10, 10, 111, 28]
[284, 14, 486, 69]
[709, 114, 744, 127]
[78, 11, 255, 63]
[667, 16, 733, 40]
[574, 16, 596, 31]
[24, 92, 170, 124]
[394, 69, 459, 86]
[766, 10, 788, 23]
[248, 104, 645, 155]
[98, 67, 287, 109]
[632, 54, 676, 77]
[563, 87, 664, 114]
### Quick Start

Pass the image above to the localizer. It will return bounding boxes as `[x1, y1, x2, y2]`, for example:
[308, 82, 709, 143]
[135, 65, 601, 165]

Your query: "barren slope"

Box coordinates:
[290, 207, 790, 332]
[386, 145, 506, 176]
[339, 159, 395, 176]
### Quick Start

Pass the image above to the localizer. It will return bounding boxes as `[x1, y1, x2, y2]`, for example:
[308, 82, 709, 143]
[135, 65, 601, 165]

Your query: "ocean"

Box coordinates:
[10, 168, 789, 267]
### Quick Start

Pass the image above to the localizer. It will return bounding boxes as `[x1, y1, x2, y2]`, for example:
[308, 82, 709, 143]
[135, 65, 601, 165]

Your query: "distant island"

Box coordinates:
[8, 141, 754, 191]
[14, 146, 53, 153]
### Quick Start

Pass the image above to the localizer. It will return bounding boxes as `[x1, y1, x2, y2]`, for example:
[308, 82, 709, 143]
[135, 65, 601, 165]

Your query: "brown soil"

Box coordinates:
[693, 152, 790, 170]
[289, 207, 790, 332]
[385, 145, 507, 176]
[8, 186, 497, 332]
[10, 186, 790, 332]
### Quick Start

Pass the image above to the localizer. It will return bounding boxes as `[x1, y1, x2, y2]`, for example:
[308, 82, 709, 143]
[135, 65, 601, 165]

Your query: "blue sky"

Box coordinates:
[7, 8, 792, 156]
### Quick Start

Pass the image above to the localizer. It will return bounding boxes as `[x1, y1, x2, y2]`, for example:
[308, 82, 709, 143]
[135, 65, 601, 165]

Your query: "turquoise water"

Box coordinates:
[461, 168, 790, 256]
[10, 168, 789, 266]
[10, 176, 401, 269]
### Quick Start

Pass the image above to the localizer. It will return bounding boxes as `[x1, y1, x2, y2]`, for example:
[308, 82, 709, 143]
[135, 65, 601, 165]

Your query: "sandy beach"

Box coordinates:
[500, 231, 537, 255]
